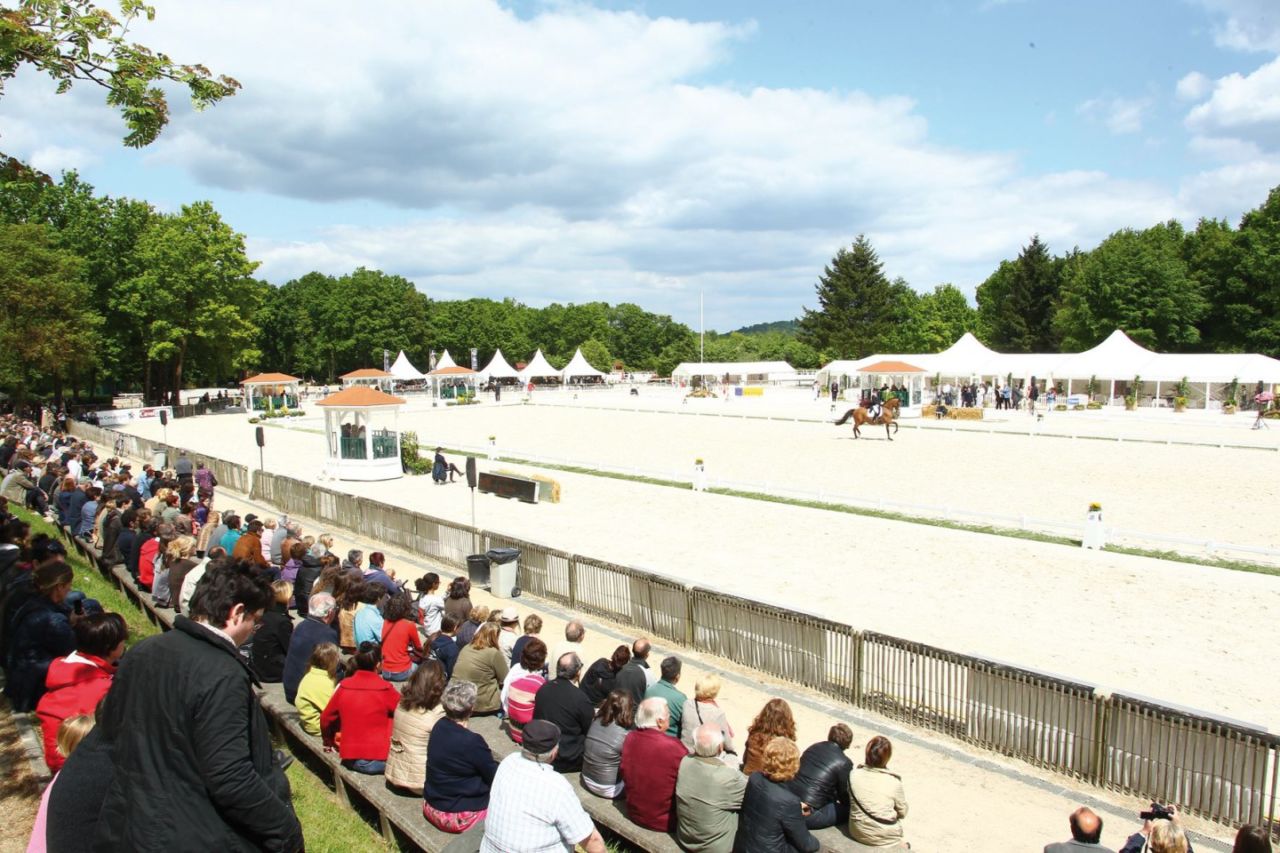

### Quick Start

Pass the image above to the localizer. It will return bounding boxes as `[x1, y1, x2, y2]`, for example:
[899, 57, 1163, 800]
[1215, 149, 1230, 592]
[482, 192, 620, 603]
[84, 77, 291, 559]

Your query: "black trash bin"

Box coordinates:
[466, 554, 490, 587]
[485, 548, 520, 599]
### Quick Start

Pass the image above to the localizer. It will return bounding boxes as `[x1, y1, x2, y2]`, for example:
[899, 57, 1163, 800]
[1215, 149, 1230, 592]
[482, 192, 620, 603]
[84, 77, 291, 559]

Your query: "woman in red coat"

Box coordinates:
[320, 641, 400, 774]
[36, 612, 128, 771]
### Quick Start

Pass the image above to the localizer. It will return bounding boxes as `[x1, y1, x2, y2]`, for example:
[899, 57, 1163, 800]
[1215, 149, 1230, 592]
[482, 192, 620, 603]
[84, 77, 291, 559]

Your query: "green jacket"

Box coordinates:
[675, 755, 748, 853]
[645, 679, 688, 737]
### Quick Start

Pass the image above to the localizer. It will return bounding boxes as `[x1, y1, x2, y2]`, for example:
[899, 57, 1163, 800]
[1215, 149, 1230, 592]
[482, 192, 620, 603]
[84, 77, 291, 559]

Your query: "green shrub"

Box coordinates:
[400, 431, 431, 475]
[1054, 404, 1067, 411]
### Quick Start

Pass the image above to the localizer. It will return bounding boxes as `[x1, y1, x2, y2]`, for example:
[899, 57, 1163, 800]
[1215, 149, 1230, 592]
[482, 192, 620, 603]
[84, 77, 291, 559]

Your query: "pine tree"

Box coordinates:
[976, 235, 1062, 351]
[798, 235, 900, 359]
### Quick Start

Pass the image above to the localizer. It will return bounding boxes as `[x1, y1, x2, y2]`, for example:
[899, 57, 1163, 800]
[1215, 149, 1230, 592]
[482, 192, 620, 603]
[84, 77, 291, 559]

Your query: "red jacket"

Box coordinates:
[379, 619, 422, 673]
[619, 727, 689, 831]
[138, 537, 159, 586]
[319, 669, 399, 760]
[35, 651, 115, 771]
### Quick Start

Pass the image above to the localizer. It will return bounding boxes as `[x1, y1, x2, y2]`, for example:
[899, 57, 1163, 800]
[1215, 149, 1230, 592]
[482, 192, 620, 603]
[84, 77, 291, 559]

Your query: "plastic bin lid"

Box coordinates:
[485, 547, 520, 564]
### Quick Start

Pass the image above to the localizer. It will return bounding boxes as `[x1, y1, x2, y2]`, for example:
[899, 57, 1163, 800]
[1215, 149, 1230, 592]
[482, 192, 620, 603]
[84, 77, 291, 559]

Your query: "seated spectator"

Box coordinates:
[293, 544, 322, 617]
[295, 642, 342, 736]
[217, 513, 242, 555]
[676, 722, 748, 853]
[282, 591, 339, 703]
[509, 612, 541, 668]
[320, 641, 400, 774]
[413, 572, 444, 635]
[735, 736, 820, 853]
[532, 652, 595, 771]
[27, 713, 97, 851]
[443, 576, 472, 626]
[165, 536, 199, 616]
[136, 518, 160, 592]
[363, 551, 398, 594]
[848, 735, 909, 849]
[789, 723, 853, 829]
[36, 612, 127, 771]
[385, 660, 446, 795]
[497, 607, 520, 660]
[379, 591, 423, 682]
[230, 519, 269, 570]
[456, 603, 488, 647]
[423, 679, 499, 833]
[250, 580, 294, 683]
[352, 582, 385, 647]
[337, 578, 362, 653]
[179, 546, 224, 617]
[581, 644, 629, 706]
[741, 698, 796, 775]
[644, 655, 687, 737]
[451, 622, 508, 715]
[582, 689, 635, 799]
[431, 613, 460, 679]
[4, 560, 76, 711]
[615, 637, 654, 705]
[680, 673, 735, 756]
[549, 619, 585, 668]
[281, 542, 305, 588]
[1119, 807, 1193, 853]
[1232, 825, 1271, 853]
[1044, 806, 1113, 853]
[500, 637, 547, 743]
[481, 719, 605, 853]
[619, 696, 689, 831]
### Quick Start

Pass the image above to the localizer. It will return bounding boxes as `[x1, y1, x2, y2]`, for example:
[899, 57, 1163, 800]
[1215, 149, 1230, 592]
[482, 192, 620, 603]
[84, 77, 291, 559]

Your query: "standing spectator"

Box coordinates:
[734, 737, 820, 853]
[848, 735, 909, 849]
[531, 652, 595, 771]
[508, 613, 542, 668]
[423, 680, 499, 833]
[479, 719, 605, 853]
[294, 642, 341, 737]
[443, 576, 472, 625]
[451, 622, 509, 715]
[500, 638, 548, 743]
[320, 641, 400, 774]
[1043, 806, 1113, 853]
[581, 644, 629, 706]
[193, 461, 216, 502]
[675, 723, 748, 853]
[173, 450, 194, 488]
[740, 698, 796, 776]
[615, 637, 654, 705]
[93, 563, 303, 851]
[282, 591, 340, 704]
[645, 655, 687, 737]
[35, 612, 126, 771]
[431, 614, 461, 679]
[379, 591, 423, 682]
[680, 673, 735, 755]
[581, 689, 635, 799]
[4, 560, 76, 711]
[413, 572, 445, 635]
[385, 660, 446, 795]
[549, 619, 585, 668]
[789, 723, 853, 829]
[250, 581, 295, 683]
[619, 697, 689, 832]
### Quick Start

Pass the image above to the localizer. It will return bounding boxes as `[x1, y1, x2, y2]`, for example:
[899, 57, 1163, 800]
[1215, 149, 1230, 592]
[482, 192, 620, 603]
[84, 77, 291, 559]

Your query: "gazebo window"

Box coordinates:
[371, 428, 398, 459]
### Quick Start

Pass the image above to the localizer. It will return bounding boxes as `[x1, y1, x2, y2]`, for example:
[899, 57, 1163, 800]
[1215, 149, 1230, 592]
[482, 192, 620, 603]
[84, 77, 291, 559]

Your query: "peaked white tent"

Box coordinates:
[519, 349, 562, 382]
[388, 350, 426, 381]
[930, 333, 997, 378]
[434, 350, 457, 371]
[561, 348, 606, 382]
[478, 348, 520, 382]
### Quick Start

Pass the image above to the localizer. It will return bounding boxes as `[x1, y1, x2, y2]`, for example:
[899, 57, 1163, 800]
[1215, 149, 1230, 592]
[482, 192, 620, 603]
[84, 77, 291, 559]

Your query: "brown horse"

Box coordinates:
[834, 397, 900, 440]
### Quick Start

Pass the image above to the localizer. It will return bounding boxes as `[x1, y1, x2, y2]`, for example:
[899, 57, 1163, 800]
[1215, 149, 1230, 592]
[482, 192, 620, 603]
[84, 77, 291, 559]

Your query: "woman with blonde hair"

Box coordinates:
[740, 698, 796, 775]
[295, 642, 342, 735]
[26, 715, 97, 852]
[734, 736, 819, 852]
[194, 510, 221, 558]
[450, 622, 508, 715]
[848, 735, 908, 849]
[164, 536, 199, 617]
[680, 672, 735, 756]
[1148, 819, 1189, 853]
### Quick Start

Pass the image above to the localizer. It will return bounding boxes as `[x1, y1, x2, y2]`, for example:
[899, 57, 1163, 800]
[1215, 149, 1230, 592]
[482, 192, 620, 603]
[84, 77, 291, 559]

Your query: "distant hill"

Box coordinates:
[731, 319, 799, 336]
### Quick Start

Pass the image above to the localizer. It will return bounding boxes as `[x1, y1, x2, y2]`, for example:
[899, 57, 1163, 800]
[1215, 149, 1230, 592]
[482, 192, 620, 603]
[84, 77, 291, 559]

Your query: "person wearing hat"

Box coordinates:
[480, 719, 605, 853]
[497, 607, 520, 660]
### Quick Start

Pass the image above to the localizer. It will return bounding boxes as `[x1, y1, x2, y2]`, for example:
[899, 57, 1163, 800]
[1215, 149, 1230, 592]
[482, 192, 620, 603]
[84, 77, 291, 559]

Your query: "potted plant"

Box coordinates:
[1224, 377, 1239, 414]
[1124, 374, 1139, 411]
[1174, 376, 1189, 412]
[1087, 375, 1099, 403]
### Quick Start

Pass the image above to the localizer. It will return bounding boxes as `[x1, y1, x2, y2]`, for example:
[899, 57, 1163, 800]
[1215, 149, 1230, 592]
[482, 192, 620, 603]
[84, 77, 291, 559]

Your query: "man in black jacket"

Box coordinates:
[788, 723, 854, 829]
[94, 561, 304, 852]
[532, 652, 596, 772]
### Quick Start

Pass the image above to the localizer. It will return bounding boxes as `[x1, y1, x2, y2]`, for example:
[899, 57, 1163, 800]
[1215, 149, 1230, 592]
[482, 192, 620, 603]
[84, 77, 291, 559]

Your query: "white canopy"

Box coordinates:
[388, 350, 426, 381]
[434, 350, 457, 371]
[672, 361, 795, 381]
[930, 333, 997, 377]
[519, 349, 562, 381]
[561, 348, 606, 380]
[1051, 330, 1155, 381]
[478, 348, 520, 381]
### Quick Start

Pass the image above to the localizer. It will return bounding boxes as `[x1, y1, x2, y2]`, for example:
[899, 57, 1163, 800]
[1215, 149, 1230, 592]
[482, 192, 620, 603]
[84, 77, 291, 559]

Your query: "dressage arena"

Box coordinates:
[119, 387, 1280, 731]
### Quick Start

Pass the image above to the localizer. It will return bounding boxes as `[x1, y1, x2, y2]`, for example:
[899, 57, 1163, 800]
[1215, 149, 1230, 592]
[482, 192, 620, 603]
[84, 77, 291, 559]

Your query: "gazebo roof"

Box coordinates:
[429, 365, 477, 376]
[242, 372, 300, 385]
[341, 368, 393, 379]
[858, 360, 927, 373]
[316, 386, 406, 407]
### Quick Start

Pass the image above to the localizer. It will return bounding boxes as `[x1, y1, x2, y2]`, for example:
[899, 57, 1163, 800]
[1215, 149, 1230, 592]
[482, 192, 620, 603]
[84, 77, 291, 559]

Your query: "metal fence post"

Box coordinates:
[567, 556, 578, 610]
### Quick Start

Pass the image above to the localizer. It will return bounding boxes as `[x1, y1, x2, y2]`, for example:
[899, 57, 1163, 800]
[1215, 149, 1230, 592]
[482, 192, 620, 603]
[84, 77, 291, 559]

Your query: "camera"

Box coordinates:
[1139, 803, 1175, 822]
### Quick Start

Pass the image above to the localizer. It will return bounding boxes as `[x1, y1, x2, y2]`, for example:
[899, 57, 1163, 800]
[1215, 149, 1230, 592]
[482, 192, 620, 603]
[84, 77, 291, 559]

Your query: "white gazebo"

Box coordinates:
[241, 372, 301, 411]
[340, 368, 395, 391]
[316, 386, 405, 481]
[519, 349, 562, 385]
[478, 348, 520, 384]
[389, 350, 427, 381]
[429, 365, 479, 401]
[561, 348, 607, 384]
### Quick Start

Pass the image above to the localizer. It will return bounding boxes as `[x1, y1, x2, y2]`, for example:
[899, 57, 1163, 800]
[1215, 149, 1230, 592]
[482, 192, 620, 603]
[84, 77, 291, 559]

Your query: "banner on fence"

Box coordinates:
[93, 406, 172, 426]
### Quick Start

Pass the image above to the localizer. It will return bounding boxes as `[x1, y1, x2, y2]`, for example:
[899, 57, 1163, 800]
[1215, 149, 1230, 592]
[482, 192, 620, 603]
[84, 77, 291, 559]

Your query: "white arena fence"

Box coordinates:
[66, 420, 1280, 831]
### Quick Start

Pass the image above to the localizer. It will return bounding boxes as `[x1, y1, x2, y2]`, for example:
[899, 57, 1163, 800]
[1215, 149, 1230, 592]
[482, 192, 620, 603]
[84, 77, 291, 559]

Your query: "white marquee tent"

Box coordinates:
[478, 348, 520, 382]
[561, 348, 606, 382]
[388, 350, 426, 381]
[519, 349, 562, 382]
[433, 350, 458, 371]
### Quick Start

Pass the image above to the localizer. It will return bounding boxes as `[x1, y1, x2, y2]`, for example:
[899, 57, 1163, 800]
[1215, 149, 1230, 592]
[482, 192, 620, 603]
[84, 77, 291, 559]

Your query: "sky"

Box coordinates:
[3, 0, 1280, 331]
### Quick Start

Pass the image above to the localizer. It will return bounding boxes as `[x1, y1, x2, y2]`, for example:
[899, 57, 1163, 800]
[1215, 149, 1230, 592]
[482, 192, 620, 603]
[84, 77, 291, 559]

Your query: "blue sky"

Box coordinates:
[3, 0, 1279, 330]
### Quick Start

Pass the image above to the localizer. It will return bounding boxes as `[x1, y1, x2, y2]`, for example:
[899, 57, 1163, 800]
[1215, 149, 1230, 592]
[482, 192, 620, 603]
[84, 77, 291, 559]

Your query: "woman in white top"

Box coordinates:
[414, 572, 445, 636]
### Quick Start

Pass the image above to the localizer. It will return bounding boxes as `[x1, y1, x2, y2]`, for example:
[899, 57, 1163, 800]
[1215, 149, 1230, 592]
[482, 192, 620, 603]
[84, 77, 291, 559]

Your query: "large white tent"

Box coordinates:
[389, 350, 426, 381]
[433, 350, 458, 371]
[671, 361, 796, 383]
[478, 348, 520, 382]
[519, 349, 562, 382]
[561, 348, 606, 382]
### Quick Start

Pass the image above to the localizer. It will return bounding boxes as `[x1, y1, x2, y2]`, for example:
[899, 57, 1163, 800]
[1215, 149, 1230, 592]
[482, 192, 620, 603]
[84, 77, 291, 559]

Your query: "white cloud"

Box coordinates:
[1176, 71, 1213, 101]
[1077, 95, 1151, 135]
[1196, 0, 1280, 53]
[1185, 56, 1280, 146]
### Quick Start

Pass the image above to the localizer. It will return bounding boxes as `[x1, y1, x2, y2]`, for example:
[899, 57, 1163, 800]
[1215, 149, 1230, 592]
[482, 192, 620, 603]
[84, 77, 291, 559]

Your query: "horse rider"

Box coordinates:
[867, 395, 883, 422]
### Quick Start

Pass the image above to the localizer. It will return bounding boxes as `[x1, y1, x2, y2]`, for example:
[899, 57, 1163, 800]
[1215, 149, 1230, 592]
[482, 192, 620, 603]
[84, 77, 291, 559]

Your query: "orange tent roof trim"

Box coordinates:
[428, 365, 477, 375]
[316, 386, 406, 407]
[341, 368, 394, 379]
[241, 372, 300, 384]
[858, 360, 927, 373]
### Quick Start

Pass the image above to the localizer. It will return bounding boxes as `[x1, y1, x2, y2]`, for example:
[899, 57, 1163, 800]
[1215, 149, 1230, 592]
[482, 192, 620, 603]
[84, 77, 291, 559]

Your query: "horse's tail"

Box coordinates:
[834, 408, 858, 426]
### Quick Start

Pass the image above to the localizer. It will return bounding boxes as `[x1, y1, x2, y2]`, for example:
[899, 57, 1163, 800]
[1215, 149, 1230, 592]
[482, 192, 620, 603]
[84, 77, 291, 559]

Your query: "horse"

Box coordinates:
[834, 397, 900, 440]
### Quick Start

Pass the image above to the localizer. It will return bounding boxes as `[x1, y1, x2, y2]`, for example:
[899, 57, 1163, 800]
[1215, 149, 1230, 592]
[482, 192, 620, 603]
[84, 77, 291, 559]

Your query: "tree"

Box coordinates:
[1184, 217, 1249, 352]
[894, 283, 977, 352]
[579, 338, 612, 372]
[975, 235, 1062, 351]
[798, 235, 901, 359]
[0, 0, 239, 147]
[1054, 223, 1205, 351]
[1232, 187, 1280, 355]
[0, 223, 101, 408]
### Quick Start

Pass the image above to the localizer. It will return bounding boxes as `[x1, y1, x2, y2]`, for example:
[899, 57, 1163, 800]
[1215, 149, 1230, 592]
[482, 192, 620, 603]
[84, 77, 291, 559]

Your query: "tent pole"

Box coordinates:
[1205, 381, 1211, 409]
[1155, 381, 1161, 406]
[1108, 379, 1115, 404]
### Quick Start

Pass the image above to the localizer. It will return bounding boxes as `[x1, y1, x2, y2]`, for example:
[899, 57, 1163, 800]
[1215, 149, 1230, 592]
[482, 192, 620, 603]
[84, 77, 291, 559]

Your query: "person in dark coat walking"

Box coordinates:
[532, 652, 596, 772]
[93, 561, 303, 852]
[250, 581, 295, 683]
[787, 723, 853, 829]
[734, 737, 820, 853]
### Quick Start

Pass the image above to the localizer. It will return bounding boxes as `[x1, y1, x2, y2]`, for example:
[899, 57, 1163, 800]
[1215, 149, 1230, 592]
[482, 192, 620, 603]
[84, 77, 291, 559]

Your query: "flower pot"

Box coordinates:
[1223, 405, 1236, 415]
[1124, 401, 1136, 411]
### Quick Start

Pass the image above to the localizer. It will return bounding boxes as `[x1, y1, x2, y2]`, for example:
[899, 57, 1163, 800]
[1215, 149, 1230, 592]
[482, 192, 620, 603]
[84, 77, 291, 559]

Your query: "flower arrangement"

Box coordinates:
[695, 457, 704, 466]
[1088, 502, 1102, 513]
